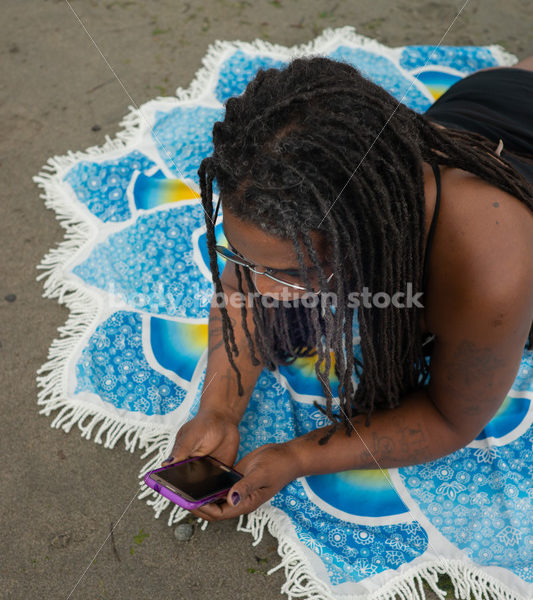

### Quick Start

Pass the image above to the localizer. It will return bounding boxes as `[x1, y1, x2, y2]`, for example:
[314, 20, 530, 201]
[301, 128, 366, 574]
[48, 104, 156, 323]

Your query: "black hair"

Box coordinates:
[198, 56, 533, 443]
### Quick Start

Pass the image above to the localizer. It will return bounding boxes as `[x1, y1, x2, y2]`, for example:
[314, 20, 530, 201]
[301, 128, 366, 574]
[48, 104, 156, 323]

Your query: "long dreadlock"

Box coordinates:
[197, 56, 533, 443]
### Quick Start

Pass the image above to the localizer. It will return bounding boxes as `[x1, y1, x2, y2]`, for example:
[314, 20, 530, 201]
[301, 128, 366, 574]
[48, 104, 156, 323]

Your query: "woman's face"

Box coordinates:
[221, 208, 332, 299]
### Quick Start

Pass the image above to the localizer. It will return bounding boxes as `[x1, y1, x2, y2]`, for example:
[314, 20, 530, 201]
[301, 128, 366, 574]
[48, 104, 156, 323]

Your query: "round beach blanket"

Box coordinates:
[35, 27, 533, 600]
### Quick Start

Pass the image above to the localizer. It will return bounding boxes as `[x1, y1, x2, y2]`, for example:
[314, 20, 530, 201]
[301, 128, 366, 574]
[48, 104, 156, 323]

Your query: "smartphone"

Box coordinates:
[143, 455, 243, 510]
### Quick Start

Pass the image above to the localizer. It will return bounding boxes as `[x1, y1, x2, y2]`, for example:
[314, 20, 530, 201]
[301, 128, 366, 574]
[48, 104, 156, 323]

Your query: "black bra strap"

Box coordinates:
[421, 163, 441, 292]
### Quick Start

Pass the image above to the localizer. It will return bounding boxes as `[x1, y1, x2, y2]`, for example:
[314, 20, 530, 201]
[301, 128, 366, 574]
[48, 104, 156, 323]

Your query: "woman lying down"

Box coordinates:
[161, 55, 533, 520]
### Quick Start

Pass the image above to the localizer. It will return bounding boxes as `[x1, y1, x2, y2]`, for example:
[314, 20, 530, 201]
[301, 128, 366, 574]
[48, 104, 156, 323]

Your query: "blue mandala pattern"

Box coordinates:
[76, 311, 187, 415]
[401, 428, 533, 583]
[152, 106, 223, 183]
[272, 480, 428, 585]
[329, 46, 432, 113]
[214, 49, 287, 103]
[399, 45, 500, 74]
[73, 204, 212, 319]
[238, 369, 297, 454]
[64, 150, 155, 222]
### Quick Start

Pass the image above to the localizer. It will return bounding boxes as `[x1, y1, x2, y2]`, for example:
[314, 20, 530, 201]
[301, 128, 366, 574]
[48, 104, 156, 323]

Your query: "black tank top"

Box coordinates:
[424, 67, 533, 185]
[420, 67, 533, 357]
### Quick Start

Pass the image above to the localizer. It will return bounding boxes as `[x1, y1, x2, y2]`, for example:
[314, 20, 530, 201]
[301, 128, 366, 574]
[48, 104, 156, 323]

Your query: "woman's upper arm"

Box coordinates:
[426, 263, 533, 442]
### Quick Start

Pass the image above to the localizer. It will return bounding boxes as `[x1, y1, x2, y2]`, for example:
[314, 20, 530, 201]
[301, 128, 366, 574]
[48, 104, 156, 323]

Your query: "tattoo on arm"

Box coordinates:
[304, 412, 431, 467]
[204, 313, 239, 397]
[357, 416, 430, 466]
[208, 313, 236, 356]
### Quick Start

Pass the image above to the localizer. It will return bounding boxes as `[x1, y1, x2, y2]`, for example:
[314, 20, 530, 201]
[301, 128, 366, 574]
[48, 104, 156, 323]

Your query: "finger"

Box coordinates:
[212, 488, 269, 520]
[190, 500, 223, 521]
[160, 451, 183, 467]
[190, 496, 228, 521]
[190, 507, 214, 522]
[194, 501, 225, 521]
[225, 471, 260, 509]
[161, 435, 198, 466]
[162, 435, 230, 467]
[193, 493, 251, 521]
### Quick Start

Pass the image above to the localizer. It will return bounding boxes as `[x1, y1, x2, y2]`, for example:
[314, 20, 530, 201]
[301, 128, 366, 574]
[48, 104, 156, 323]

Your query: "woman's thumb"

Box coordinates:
[227, 476, 253, 507]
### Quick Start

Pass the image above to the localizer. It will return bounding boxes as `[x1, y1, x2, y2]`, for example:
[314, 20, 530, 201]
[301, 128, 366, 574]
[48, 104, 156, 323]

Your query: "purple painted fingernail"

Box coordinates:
[163, 456, 175, 463]
[231, 492, 240, 506]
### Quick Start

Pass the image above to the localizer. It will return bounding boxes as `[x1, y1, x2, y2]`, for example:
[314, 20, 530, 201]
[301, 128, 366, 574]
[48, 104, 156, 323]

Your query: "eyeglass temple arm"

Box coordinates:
[212, 197, 222, 223]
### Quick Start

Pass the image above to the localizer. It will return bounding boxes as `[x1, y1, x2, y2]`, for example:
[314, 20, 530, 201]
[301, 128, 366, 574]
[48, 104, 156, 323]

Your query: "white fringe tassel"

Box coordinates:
[33, 76, 173, 459]
[235, 507, 525, 600]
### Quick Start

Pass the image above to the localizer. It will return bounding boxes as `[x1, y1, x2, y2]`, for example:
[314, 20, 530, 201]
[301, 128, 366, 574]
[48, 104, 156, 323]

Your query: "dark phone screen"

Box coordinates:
[156, 457, 241, 501]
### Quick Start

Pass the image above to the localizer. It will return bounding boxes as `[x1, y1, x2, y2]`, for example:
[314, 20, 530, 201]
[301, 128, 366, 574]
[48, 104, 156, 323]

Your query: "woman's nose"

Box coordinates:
[252, 272, 302, 300]
[252, 271, 282, 297]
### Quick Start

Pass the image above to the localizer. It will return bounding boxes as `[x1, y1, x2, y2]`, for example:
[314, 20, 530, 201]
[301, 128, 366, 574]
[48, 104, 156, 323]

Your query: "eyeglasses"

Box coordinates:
[212, 197, 334, 292]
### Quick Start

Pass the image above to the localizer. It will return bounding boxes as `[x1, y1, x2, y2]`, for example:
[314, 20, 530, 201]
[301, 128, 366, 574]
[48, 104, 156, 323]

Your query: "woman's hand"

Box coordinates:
[192, 442, 302, 522]
[161, 409, 241, 469]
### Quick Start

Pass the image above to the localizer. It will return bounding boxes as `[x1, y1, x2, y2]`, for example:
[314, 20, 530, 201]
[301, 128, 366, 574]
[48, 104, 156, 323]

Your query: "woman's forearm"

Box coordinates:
[198, 293, 263, 425]
[286, 388, 470, 476]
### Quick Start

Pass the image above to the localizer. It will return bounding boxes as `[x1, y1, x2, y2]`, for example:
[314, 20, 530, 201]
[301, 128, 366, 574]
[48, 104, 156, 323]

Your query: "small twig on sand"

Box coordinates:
[87, 78, 115, 94]
[110, 521, 121, 562]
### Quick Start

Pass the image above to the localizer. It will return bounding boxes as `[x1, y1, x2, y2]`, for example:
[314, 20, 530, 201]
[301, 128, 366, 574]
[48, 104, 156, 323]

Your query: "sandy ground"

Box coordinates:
[1, 1, 532, 598]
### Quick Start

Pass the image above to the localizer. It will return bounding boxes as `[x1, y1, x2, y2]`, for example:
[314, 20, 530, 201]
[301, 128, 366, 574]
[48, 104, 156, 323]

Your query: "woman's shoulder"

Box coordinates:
[423, 165, 533, 336]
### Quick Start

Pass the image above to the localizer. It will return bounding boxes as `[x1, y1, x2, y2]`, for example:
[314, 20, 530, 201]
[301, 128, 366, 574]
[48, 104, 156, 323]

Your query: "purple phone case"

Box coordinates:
[143, 456, 241, 510]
